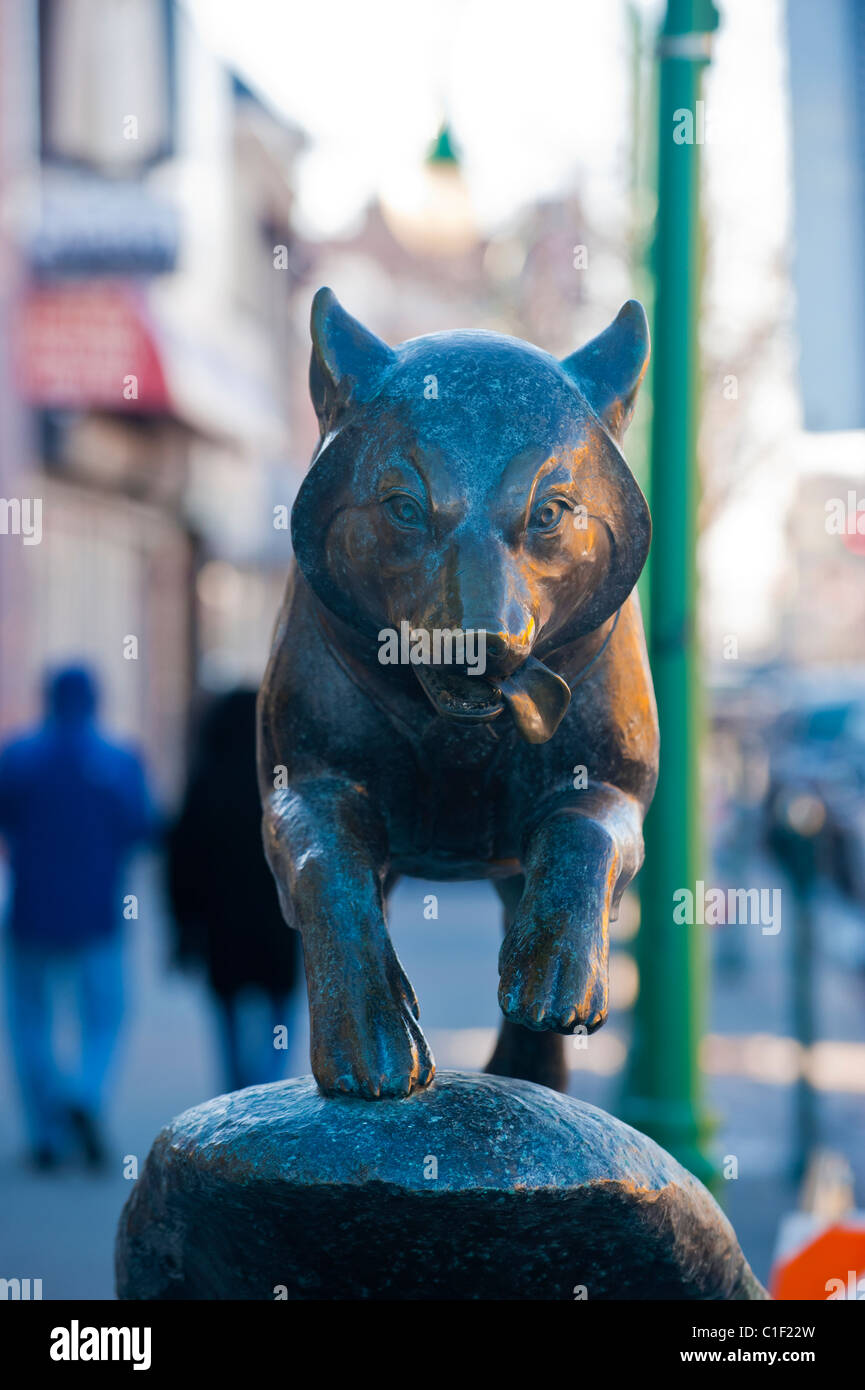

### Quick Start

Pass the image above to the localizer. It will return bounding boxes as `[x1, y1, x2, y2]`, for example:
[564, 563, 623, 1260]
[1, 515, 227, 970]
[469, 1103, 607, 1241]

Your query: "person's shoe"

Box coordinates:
[67, 1106, 108, 1170]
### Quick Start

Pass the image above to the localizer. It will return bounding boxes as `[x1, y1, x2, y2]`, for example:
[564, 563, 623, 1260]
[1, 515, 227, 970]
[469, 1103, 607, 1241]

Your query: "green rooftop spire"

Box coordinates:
[426, 121, 460, 167]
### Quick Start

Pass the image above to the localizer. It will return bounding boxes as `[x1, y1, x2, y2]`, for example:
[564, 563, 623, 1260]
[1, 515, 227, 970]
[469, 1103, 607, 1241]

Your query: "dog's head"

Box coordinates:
[292, 288, 650, 744]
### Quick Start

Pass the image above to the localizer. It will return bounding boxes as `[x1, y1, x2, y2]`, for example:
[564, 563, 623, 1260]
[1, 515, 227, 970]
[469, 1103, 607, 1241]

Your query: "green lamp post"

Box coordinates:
[621, 0, 720, 1187]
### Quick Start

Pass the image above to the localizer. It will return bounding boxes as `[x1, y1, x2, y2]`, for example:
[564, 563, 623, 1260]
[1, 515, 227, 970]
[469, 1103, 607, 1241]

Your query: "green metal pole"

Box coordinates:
[625, 1, 657, 630]
[621, 0, 719, 1187]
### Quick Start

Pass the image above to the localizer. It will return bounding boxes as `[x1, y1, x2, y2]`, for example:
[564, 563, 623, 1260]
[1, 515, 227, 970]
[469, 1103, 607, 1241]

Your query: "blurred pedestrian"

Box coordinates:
[0, 666, 157, 1169]
[166, 688, 299, 1093]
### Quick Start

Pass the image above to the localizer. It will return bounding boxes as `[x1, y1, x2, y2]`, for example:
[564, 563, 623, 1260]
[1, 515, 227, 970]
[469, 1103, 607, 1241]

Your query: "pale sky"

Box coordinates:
[186, 0, 638, 237]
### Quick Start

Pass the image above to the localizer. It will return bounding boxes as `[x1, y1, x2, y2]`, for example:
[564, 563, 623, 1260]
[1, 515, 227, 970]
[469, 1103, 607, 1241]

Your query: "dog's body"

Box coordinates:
[259, 289, 659, 1099]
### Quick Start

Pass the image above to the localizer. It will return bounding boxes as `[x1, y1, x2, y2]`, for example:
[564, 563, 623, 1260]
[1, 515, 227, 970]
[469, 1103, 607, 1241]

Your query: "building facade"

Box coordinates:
[1, 0, 309, 795]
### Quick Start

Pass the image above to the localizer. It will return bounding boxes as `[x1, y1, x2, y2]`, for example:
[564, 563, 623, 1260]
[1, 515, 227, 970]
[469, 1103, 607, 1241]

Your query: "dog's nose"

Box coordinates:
[472, 626, 531, 675]
[482, 631, 509, 662]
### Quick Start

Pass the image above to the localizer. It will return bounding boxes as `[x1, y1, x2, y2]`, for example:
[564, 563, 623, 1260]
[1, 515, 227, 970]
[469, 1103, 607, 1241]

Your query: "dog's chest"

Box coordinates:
[413, 718, 511, 858]
[419, 717, 505, 771]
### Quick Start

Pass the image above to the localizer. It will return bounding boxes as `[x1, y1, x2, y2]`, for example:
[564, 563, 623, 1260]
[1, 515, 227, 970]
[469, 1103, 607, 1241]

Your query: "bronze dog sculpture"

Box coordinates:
[259, 288, 659, 1098]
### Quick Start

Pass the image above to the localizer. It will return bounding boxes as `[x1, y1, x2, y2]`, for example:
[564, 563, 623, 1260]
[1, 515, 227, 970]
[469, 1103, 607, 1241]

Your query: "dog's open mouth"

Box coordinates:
[414, 658, 571, 744]
[414, 665, 505, 723]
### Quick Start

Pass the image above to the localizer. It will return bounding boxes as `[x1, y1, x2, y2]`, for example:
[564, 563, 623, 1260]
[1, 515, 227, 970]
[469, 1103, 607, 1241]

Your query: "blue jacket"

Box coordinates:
[0, 670, 157, 947]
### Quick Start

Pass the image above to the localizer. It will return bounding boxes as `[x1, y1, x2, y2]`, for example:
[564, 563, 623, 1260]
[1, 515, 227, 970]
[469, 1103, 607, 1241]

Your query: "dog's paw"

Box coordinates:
[309, 953, 435, 1100]
[498, 925, 608, 1034]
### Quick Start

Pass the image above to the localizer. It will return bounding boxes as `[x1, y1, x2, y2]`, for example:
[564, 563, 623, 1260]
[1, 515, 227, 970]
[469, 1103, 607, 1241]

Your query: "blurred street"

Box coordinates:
[0, 0, 863, 1315]
[2, 852, 863, 1297]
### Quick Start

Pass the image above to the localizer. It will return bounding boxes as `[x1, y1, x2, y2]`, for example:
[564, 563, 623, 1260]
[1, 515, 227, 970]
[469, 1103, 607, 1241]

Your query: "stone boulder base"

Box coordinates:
[116, 1070, 766, 1301]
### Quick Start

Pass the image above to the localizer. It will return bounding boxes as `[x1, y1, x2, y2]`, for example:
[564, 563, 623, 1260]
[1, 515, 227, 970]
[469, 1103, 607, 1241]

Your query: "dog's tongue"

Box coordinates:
[498, 657, 571, 744]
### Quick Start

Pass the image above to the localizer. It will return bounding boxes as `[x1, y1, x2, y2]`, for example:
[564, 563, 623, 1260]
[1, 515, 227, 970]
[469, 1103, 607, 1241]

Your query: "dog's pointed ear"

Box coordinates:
[561, 300, 650, 443]
[309, 287, 396, 433]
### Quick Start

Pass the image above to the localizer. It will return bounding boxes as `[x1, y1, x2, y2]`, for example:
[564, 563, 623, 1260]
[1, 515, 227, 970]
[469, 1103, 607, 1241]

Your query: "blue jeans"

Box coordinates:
[5, 934, 125, 1153]
[214, 989, 292, 1093]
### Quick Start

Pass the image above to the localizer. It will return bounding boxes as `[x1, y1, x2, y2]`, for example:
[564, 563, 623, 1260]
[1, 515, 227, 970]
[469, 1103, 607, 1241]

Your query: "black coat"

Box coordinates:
[166, 689, 299, 999]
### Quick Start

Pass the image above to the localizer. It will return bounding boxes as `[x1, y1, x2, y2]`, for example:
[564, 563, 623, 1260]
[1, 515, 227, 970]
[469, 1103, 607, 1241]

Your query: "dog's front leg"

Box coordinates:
[499, 787, 645, 1035]
[262, 777, 434, 1098]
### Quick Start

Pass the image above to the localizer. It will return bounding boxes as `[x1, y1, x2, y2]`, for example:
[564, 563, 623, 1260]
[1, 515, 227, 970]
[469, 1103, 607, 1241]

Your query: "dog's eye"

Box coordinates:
[382, 492, 426, 529]
[530, 497, 568, 533]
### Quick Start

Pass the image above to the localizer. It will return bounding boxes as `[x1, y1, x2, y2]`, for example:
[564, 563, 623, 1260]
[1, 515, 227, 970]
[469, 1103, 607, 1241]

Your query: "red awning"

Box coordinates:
[14, 281, 170, 411]
[13, 278, 289, 451]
